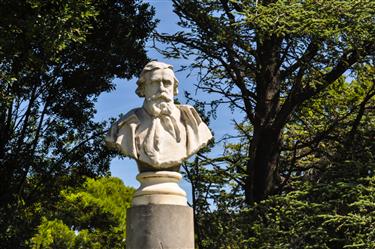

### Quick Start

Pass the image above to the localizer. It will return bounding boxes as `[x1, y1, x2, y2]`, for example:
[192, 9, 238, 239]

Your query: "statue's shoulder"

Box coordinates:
[177, 105, 203, 125]
[106, 107, 142, 146]
[117, 108, 143, 127]
[177, 105, 213, 155]
[177, 104, 194, 111]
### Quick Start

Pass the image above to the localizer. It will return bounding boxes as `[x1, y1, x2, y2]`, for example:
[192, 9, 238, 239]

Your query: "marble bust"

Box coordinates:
[106, 61, 212, 172]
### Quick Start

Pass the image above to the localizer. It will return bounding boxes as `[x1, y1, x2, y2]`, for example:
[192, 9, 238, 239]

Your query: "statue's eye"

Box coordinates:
[164, 80, 172, 86]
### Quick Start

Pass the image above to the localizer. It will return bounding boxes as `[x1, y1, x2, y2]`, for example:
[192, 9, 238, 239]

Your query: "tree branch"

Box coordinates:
[280, 40, 321, 80]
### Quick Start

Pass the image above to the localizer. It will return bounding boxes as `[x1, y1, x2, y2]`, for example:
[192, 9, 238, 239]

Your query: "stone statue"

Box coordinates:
[109, 62, 206, 248]
[106, 61, 212, 172]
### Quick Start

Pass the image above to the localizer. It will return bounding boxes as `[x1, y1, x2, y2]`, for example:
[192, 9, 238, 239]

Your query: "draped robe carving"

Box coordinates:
[106, 105, 212, 170]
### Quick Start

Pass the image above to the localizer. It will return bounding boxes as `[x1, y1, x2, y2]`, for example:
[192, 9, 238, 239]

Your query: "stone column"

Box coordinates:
[126, 171, 195, 249]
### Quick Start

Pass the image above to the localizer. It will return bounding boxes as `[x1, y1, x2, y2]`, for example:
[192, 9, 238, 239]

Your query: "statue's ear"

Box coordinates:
[136, 80, 145, 97]
[136, 86, 144, 97]
[174, 77, 179, 96]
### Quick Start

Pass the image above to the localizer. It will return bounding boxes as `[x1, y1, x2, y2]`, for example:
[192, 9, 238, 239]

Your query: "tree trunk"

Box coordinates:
[245, 126, 281, 203]
[244, 35, 282, 203]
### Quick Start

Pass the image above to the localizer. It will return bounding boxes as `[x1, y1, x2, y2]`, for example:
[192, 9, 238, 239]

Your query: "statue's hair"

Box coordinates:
[136, 61, 179, 97]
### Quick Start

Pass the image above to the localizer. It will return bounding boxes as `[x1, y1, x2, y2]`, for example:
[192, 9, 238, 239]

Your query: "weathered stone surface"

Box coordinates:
[126, 205, 194, 249]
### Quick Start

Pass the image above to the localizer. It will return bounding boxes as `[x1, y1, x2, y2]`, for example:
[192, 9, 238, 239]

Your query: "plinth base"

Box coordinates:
[132, 171, 187, 206]
[126, 205, 194, 249]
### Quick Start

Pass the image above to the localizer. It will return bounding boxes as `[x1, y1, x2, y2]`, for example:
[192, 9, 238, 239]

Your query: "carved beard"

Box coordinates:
[142, 93, 181, 164]
[143, 93, 175, 117]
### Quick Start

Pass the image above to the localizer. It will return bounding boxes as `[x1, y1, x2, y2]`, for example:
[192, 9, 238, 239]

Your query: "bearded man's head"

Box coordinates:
[138, 61, 179, 116]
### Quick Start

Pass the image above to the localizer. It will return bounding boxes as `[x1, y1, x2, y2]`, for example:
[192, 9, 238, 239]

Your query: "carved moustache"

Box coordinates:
[147, 92, 172, 102]
[144, 92, 174, 117]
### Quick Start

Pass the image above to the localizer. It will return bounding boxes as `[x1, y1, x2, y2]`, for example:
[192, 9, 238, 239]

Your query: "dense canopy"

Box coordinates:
[0, 0, 156, 247]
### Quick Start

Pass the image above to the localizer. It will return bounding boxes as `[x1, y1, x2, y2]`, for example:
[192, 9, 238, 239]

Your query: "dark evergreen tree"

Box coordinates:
[159, 0, 375, 202]
[184, 66, 375, 249]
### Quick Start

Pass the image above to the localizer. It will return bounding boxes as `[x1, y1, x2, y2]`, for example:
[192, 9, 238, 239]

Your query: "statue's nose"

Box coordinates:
[158, 81, 166, 92]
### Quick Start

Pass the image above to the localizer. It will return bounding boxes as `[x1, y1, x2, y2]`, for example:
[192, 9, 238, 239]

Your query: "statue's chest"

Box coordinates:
[136, 115, 188, 167]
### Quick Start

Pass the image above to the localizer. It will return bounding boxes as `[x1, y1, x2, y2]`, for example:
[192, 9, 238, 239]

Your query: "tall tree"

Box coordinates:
[184, 67, 375, 248]
[158, 0, 375, 202]
[0, 0, 156, 246]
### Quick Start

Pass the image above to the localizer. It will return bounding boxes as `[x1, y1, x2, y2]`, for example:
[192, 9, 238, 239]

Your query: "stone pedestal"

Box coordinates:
[126, 171, 195, 249]
[126, 205, 194, 249]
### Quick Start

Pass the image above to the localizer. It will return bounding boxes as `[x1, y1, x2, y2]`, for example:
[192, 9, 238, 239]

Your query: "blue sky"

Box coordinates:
[94, 1, 241, 201]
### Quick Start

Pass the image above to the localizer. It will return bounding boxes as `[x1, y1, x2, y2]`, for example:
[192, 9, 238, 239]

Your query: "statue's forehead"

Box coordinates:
[147, 68, 175, 79]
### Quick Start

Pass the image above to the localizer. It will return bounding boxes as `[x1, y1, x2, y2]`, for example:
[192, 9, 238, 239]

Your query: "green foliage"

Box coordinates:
[162, 0, 375, 202]
[193, 159, 375, 249]
[246, 174, 375, 249]
[0, 0, 156, 247]
[169, 0, 375, 244]
[186, 65, 374, 248]
[239, 0, 374, 42]
[280, 65, 375, 180]
[30, 177, 135, 249]
[31, 219, 78, 249]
